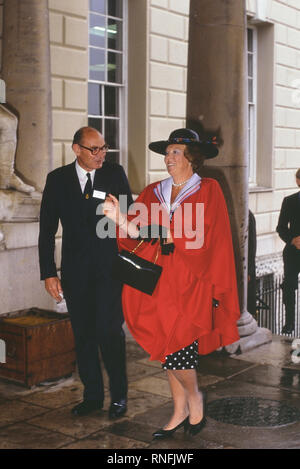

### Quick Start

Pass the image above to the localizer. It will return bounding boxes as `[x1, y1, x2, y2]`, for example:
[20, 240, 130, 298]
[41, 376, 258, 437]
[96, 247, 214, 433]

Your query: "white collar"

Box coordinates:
[160, 173, 201, 213]
[75, 160, 96, 184]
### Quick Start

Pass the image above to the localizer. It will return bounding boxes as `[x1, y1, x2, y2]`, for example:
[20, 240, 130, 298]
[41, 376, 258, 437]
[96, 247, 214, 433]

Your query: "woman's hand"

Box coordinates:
[103, 193, 125, 225]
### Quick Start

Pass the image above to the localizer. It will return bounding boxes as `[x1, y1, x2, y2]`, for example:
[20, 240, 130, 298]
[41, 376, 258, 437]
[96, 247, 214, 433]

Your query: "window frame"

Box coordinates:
[247, 25, 258, 187]
[87, 0, 128, 171]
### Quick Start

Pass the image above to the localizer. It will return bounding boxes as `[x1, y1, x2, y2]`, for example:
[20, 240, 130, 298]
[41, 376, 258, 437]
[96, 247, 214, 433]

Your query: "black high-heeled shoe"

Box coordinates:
[152, 416, 189, 439]
[187, 391, 207, 436]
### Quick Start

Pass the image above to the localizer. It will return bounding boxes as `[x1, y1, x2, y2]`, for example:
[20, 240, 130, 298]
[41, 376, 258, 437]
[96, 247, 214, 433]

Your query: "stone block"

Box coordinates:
[150, 35, 168, 62]
[256, 234, 277, 258]
[49, 12, 63, 44]
[51, 78, 63, 108]
[275, 85, 294, 107]
[184, 17, 189, 42]
[275, 23, 288, 44]
[276, 65, 288, 86]
[168, 91, 186, 118]
[150, 62, 185, 90]
[287, 27, 300, 49]
[150, 8, 185, 40]
[169, 0, 190, 16]
[226, 327, 272, 354]
[150, 89, 167, 116]
[52, 110, 87, 141]
[276, 44, 297, 68]
[248, 192, 257, 213]
[274, 169, 298, 189]
[148, 171, 168, 185]
[286, 109, 300, 128]
[271, 211, 280, 232]
[51, 45, 88, 79]
[275, 128, 296, 148]
[286, 149, 300, 168]
[288, 0, 300, 9]
[0, 247, 53, 315]
[48, 0, 88, 18]
[52, 142, 63, 169]
[255, 212, 272, 235]
[0, 222, 39, 250]
[246, 0, 256, 15]
[274, 149, 286, 169]
[151, 0, 168, 8]
[271, 2, 298, 28]
[149, 116, 184, 142]
[0, 191, 41, 222]
[64, 80, 87, 110]
[148, 152, 166, 171]
[65, 17, 88, 49]
[275, 107, 286, 127]
[64, 143, 76, 165]
[168, 39, 188, 66]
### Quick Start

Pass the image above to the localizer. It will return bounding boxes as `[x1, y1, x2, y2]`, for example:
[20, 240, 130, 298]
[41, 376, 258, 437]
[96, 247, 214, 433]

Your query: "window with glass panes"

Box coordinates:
[247, 27, 257, 185]
[88, 0, 126, 164]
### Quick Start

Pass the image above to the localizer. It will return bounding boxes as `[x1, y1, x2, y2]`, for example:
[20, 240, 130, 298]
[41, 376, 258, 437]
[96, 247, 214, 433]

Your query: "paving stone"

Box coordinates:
[130, 376, 171, 398]
[0, 422, 74, 449]
[0, 400, 50, 427]
[19, 383, 84, 409]
[27, 404, 112, 439]
[105, 419, 156, 444]
[230, 364, 300, 394]
[198, 352, 256, 378]
[61, 430, 148, 449]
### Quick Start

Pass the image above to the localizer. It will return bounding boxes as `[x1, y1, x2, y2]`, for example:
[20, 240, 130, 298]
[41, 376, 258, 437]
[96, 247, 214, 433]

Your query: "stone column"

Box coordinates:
[186, 0, 271, 352]
[1, 0, 52, 192]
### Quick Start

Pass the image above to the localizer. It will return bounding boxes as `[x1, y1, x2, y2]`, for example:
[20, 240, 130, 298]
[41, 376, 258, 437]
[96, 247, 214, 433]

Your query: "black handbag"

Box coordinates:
[112, 240, 162, 295]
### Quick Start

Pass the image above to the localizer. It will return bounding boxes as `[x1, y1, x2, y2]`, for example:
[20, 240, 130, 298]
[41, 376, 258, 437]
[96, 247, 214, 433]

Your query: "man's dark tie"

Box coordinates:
[83, 172, 92, 200]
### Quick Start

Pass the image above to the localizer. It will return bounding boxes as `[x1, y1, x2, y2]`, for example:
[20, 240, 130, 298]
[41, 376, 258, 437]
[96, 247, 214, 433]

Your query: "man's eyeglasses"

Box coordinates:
[78, 143, 109, 155]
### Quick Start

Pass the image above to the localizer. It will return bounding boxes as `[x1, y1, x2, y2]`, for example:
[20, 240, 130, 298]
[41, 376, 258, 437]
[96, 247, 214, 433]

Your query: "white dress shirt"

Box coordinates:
[75, 160, 96, 193]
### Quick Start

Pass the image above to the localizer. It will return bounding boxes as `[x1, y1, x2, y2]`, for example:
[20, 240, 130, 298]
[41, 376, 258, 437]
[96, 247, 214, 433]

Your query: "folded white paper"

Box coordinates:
[93, 190, 106, 200]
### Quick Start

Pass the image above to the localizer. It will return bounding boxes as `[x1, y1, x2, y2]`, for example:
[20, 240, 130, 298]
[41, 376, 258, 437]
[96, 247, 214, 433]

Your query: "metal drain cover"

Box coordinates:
[207, 397, 300, 427]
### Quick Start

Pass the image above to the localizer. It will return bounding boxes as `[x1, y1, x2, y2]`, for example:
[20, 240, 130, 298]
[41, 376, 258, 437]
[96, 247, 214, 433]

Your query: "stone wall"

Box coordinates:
[246, 0, 300, 260]
[0, 0, 3, 72]
[48, 0, 88, 170]
[147, 0, 190, 184]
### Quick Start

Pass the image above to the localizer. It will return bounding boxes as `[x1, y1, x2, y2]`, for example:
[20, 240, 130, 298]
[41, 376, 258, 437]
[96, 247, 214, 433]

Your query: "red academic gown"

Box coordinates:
[117, 177, 240, 363]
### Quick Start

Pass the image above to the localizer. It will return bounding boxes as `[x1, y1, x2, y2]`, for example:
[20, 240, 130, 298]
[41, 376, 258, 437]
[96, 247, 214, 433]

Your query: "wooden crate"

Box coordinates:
[0, 307, 76, 387]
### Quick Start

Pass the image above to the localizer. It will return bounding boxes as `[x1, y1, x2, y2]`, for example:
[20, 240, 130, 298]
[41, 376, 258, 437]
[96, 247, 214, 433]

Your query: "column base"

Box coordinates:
[224, 311, 272, 354]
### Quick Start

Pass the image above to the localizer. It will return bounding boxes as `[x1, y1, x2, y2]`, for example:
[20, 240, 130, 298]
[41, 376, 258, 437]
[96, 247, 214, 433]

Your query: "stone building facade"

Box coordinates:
[0, 0, 299, 315]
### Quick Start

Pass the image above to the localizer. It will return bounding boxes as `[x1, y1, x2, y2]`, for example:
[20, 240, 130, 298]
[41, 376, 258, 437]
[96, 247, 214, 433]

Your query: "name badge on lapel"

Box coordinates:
[93, 190, 106, 201]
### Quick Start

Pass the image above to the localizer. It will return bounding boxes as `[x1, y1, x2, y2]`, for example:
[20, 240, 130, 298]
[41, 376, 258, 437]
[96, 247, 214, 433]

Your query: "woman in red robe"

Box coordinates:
[103, 128, 240, 438]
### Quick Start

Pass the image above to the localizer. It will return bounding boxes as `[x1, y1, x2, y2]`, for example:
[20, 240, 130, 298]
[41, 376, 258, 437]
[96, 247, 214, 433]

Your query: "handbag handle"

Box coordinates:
[131, 239, 160, 264]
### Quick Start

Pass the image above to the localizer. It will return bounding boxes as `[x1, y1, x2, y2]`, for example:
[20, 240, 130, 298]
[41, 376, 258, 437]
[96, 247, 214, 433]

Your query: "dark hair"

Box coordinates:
[72, 126, 99, 145]
[184, 144, 205, 175]
[296, 168, 300, 179]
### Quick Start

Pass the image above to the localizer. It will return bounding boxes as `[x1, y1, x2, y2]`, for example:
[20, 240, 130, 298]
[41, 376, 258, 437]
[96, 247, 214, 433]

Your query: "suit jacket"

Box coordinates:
[276, 192, 300, 245]
[38, 160, 133, 283]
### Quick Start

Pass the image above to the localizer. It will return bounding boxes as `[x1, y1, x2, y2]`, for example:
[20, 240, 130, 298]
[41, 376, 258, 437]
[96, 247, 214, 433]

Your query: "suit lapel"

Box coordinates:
[65, 161, 85, 202]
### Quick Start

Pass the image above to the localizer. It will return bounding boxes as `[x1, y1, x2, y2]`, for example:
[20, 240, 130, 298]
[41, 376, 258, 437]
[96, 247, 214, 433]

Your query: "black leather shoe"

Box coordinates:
[187, 391, 207, 436]
[152, 416, 189, 439]
[187, 416, 207, 435]
[71, 400, 102, 417]
[282, 324, 295, 334]
[109, 398, 127, 419]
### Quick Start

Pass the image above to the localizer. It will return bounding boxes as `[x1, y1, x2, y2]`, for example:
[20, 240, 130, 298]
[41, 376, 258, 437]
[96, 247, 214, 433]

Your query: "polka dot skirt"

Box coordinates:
[162, 340, 198, 370]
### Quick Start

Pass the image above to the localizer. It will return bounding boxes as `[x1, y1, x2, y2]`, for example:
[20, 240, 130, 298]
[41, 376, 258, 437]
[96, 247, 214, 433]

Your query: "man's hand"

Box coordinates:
[45, 277, 63, 302]
[291, 236, 300, 249]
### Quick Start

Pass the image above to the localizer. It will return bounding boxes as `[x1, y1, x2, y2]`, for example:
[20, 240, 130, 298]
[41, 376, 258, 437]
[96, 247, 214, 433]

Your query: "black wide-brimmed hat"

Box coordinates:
[148, 128, 219, 159]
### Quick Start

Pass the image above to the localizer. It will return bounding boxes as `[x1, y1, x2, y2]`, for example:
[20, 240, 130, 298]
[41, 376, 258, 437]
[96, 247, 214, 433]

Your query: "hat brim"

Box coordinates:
[148, 141, 219, 159]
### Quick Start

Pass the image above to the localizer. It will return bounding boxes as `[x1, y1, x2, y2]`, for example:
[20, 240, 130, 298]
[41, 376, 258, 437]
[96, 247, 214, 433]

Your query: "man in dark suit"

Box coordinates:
[276, 169, 300, 334]
[39, 127, 133, 417]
